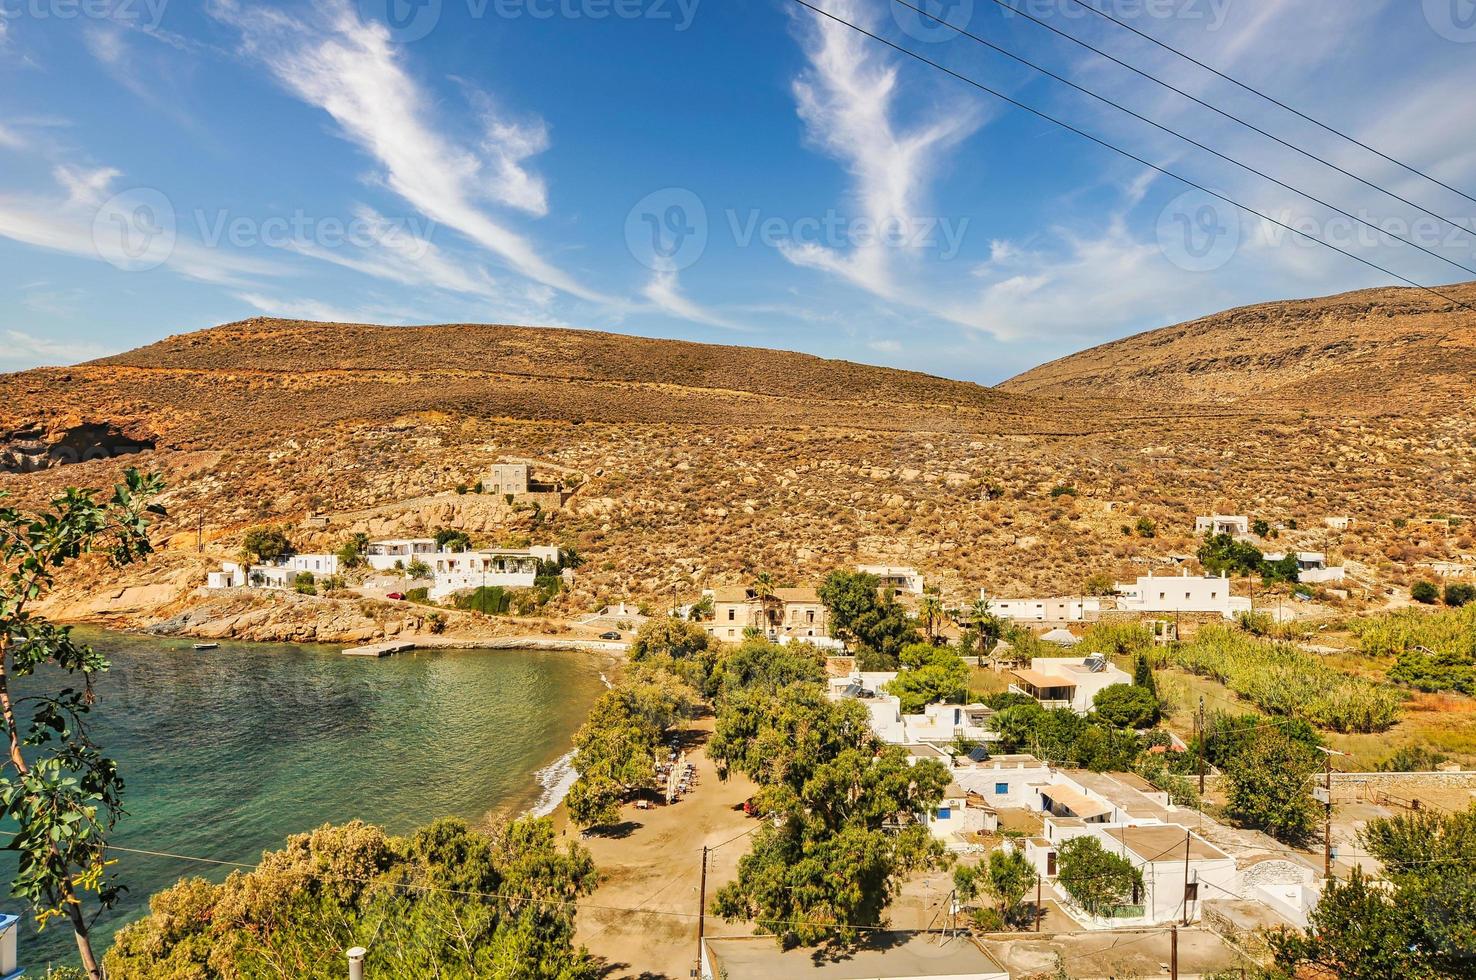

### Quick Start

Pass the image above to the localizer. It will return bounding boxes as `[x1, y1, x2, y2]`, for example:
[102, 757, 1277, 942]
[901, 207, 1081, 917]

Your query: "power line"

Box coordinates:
[889, 0, 1476, 279]
[1061, 0, 1476, 209]
[785, 0, 1476, 316]
[948, 0, 1476, 236]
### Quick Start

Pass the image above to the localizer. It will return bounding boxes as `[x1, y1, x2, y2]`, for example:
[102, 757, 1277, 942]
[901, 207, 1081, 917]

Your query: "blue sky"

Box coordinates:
[2, 0, 1474, 383]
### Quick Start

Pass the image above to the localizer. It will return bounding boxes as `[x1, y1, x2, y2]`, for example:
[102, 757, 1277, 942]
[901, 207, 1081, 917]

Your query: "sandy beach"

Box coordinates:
[549, 715, 761, 979]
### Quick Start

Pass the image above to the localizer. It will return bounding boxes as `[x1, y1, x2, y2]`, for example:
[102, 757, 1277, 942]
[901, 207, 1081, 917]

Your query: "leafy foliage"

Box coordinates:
[884, 643, 969, 713]
[241, 525, 290, 562]
[1223, 730, 1321, 845]
[1175, 625, 1402, 733]
[434, 527, 473, 552]
[0, 469, 164, 974]
[1056, 836, 1143, 918]
[988, 702, 1142, 771]
[105, 817, 597, 979]
[1411, 580, 1440, 604]
[629, 616, 720, 692]
[818, 570, 920, 669]
[1354, 604, 1476, 695]
[954, 848, 1037, 929]
[566, 672, 693, 828]
[1444, 583, 1476, 608]
[1091, 684, 1159, 728]
[1266, 805, 1476, 979]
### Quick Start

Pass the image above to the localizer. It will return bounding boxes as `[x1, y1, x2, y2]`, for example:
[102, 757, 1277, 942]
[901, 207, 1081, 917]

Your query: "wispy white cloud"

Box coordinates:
[1, 329, 108, 366]
[209, 0, 614, 305]
[640, 266, 747, 331]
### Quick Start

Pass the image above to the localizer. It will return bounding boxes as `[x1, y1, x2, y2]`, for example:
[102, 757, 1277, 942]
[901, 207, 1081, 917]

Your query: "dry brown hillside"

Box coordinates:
[3, 300, 1475, 635]
[1001, 281, 1476, 408]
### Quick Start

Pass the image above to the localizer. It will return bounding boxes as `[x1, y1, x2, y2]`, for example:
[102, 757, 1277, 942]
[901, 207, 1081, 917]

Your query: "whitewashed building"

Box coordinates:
[1009, 655, 1133, 715]
[1264, 551, 1346, 584]
[857, 564, 925, 595]
[1195, 514, 1251, 536]
[983, 594, 1103, 622]
[1114, 571, 1251, 619]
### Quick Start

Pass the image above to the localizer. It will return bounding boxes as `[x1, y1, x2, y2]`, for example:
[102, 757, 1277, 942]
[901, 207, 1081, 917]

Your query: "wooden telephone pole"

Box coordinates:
[696, 845, 709, 970]
[1170, 923, 1179, 980]
[1196, 696, 1206, 794]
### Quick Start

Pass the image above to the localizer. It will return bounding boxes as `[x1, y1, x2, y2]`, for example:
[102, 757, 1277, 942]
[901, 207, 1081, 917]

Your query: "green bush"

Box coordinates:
[1443, 583, 1476, 607]
[1091, 684, 1159, 728]
[455, 586, 511, 615]
[1354, 605, 1476, 695]
[1411, 581, 1439, 604]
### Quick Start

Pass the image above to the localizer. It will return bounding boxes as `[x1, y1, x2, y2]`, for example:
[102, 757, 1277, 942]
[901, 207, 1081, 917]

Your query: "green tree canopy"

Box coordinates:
[884, 643, 970, 713]
[566, 673, 694, 827]
[1224, 730, 1322, 845]
[434, 528, 473, 552]
[954, 848, 1037, 929]
[1091, 684, 1160, 729]
[1056, 836, 1143, 918]
[105, 818, 597, 979]
[818, 570, 920, 669]
[241, 525, 291, 562]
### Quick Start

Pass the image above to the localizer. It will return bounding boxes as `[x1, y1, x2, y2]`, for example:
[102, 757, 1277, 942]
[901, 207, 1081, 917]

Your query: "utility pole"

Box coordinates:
[1196, 696, 1206, 794]
[1316, 746, 1344, 878]
[1182, 829, 1193, 926]
[696, 845, 709, 969]
[1035, 873, 1042, 932]
[197, 513, 203, 553]
[1170, 924, 1179, 980]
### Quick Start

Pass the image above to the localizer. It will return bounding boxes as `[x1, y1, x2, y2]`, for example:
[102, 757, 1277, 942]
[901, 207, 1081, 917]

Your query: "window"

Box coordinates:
[995, 782, 1009, 795]
[1046, 851, 1057, 876]
[1211, 592, 1218, 599]
[936, 807, 951, 820]
[727, 609, 735, 621]
[1158, 592, 1166, 600]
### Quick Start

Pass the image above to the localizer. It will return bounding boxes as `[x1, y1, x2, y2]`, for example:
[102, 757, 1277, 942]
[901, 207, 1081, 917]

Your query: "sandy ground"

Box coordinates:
[554, 716, 760, 980]
[981, 927, 1248, 978]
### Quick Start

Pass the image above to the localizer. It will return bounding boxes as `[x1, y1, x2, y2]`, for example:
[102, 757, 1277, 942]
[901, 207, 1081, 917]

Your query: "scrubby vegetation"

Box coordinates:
[1175, 625, 1402, 732]
[1354, 605, 1476, 695]
[105, 818, 596, 979]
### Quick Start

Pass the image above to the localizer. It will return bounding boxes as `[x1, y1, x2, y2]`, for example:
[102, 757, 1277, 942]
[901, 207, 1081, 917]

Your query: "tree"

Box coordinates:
[1083, 573, 1116, 596]
[1252, 518, 1271, 537]
[1411, 580, 1440, 604]
[106, 817, 597, 979]
[1132, 652, 1158, 699]
[1092, 683, 1159, 728]
[1134, 516, 1157, 538]
[566, 673, 693, 827]
[885, 643, 969, 713]
[434, 527, 472, 552]
[750, 571, 778, 633]
[818, 571, 920, 669]
[1056, 836, 1142, 918]
[955, 848, 1037, 929]
[710, 683, 951, 947]
[335, 536, 365, 569]
[630, 616, 719, 691]
[1, 469, 165, 978]
[405, 557, 431, 580]
[1262, 551, 1301, 585]
[1197, 532, 1264, 577]
[1266, 805, 1476, 978]
[709, 639, 825, 702]
[918, 593, 945, 643]
[1443, 583, 1476, 607]
[241, 525, 290, 562]
[292, 570, 316, 595]
[1224, 730, 1321, 845]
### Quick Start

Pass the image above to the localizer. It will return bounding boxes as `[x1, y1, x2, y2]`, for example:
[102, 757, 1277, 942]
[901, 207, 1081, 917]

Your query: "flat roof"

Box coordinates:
[1040, 784, 1114, 819]
[1106, 825, 1230, 863]
[705, 933, 1008, 979]
[1012, 668, 1074, 689]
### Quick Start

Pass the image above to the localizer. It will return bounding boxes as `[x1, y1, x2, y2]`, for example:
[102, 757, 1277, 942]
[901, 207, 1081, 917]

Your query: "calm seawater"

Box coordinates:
[1, 629, 609, 968]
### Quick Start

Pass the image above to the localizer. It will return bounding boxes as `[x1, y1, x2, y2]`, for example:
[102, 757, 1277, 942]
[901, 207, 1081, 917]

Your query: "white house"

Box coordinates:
[1009, 655, 1133, 715]
[364, 539, 439, 571]
[951, 754, 1053, 810]
[828, 672, 993, 746]
[1192, 513, 1251, 537]
[858, 564, 925, 595]
[1114, 571, 1251, 619]
[1195, 514, 1250, 536]
[206, 561, 246, 589]
[983, 593, 1102, 622]
[427, 546, 559, 600]
[1324, 516, 1353, 531]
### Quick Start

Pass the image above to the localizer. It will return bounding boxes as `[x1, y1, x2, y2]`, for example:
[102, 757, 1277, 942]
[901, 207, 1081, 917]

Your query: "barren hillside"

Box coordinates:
[3, 300, 1475, 634]
[1000, 281, 1476, 408]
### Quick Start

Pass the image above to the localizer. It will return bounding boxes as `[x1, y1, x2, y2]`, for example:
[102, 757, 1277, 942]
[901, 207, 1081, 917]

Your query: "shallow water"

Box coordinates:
[1, 628, 607, 967]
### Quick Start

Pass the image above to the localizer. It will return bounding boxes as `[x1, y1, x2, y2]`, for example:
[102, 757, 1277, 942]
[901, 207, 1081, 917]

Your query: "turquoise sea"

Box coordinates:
[1, 629, 610, 968]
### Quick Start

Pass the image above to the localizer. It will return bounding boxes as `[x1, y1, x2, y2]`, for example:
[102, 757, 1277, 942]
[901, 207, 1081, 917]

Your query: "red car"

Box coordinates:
[386, 592, 406, 600]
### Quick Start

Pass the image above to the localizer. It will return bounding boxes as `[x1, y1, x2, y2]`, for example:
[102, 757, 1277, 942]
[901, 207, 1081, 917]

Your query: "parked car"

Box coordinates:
[386, 592, 406, 600]
[599, 630, 622, 640]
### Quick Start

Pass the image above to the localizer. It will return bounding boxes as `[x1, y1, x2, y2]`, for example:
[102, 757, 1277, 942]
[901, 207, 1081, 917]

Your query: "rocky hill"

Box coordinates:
[3, 298, 1475, 635]
[1000, 281, 1476, 409]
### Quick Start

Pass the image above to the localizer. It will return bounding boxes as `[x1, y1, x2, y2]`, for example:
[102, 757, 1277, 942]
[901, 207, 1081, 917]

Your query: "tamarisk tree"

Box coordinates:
[0, 469, 165, 978]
